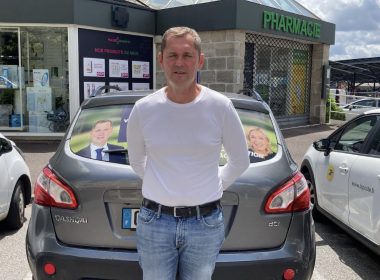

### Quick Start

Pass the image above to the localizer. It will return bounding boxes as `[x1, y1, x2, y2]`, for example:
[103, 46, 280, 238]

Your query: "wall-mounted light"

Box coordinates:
[111, 6, 129, 28]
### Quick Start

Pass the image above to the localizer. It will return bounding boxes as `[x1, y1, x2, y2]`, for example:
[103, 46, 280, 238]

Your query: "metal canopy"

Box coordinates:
[329, 57, 380, 91]
[125, 0, 319, 17]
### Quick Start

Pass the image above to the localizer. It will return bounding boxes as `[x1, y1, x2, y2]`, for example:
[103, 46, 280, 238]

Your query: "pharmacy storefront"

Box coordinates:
[0, 0, 335, 137]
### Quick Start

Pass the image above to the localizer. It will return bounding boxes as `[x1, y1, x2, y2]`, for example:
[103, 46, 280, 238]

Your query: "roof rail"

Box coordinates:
[237, 89, 263, 101]
[90, 85, 122, 98]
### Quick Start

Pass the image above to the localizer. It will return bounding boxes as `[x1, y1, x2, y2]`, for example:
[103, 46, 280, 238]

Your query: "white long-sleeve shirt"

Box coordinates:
[127, 86, 249, 206]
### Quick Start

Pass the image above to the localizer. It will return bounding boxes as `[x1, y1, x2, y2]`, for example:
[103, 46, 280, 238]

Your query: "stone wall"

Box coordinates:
[154, 29, 328, 125]
[310, 44, 330, 124]
[155, 29, 245, 93]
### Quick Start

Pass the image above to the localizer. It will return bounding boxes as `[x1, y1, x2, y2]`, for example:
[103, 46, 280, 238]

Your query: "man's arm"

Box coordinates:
[219, 101, 250, 190]
[127, 105, 146, 179]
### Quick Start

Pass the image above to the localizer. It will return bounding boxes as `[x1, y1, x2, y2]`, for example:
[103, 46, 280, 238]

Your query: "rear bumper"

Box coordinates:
[27, 205, 315, 280]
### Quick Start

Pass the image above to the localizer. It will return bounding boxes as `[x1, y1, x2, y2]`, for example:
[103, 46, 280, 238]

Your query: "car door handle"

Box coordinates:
[378, 175, 380, 180]
[339, 166, 349, 174]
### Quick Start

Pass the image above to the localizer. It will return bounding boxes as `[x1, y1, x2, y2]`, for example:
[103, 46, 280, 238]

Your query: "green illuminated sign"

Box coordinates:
[263, 11, 321, 39]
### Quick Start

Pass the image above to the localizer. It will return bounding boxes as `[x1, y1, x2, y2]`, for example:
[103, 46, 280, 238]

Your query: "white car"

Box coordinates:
[301, 109, 380, 255]
[341, 98, 380, 121]
[0, 133, 32, 229]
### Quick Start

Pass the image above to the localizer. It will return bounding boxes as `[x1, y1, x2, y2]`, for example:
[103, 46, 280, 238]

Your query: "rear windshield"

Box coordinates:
[69, 105, 278, 165]
[219, 108, 278, 165]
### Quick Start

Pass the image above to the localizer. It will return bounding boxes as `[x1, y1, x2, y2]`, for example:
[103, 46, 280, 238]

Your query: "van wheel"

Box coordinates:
[303, 171, 322, 221]
[4, 181, 25, 230]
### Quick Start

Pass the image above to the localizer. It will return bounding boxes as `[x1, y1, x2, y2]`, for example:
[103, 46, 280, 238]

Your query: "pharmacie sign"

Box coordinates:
[263, 11, 321, 39]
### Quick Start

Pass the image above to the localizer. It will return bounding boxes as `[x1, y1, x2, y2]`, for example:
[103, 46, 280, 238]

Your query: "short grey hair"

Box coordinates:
[161, 26, 202, 55]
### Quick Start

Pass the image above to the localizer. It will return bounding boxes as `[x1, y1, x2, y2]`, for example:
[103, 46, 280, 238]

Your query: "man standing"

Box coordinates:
[127, 26, 249, 280]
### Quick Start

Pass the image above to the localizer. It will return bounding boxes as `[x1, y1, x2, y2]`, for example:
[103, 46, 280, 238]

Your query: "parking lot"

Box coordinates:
[1, 124, 380, 279]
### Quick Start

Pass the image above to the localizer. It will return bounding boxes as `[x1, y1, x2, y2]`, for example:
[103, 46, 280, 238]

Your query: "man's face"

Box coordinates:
[159, 34, 204, 89]
[90, 122, 113, 147]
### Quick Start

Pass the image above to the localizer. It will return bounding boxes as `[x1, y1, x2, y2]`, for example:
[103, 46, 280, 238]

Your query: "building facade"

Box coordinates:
[0, 0, 335, 137]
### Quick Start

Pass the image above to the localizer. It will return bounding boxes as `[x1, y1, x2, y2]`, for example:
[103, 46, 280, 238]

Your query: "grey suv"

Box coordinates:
[26, 90, 315, 280]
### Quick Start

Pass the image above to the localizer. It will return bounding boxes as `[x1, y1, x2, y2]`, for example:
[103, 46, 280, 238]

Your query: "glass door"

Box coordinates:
[0, 27, 23, 131]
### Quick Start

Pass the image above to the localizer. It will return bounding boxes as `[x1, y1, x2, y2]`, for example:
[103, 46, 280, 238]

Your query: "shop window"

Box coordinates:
[0, 26, 69, 133]
[0, 28, 21, 130]
[21, 27, 69, 133]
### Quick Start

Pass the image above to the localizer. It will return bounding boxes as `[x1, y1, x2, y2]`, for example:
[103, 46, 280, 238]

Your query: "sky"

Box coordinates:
[296, 0, 380, 61]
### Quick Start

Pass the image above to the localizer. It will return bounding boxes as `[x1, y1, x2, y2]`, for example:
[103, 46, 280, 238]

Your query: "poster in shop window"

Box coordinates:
[78, 28, 153, 103]
[132, 61, 150, 78]
[132, 83, 150, 90]
[83, 82, 106, 99]
[109, 82, 129, 92]
[109, 60, 129, 78]
[33, 69, 50, 87]
[83, 58, 105, 77]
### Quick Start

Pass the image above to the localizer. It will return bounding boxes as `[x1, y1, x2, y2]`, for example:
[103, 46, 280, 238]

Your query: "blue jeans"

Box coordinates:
[136, 206, 225, 280]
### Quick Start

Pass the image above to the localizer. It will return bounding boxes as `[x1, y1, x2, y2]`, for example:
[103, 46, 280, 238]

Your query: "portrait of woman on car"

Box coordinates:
[246, 126, 276, 163]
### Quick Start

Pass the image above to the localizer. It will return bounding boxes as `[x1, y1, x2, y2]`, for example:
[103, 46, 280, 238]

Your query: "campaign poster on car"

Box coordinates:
[78, 28, 153, 103]
[69, 105, 133, 165]
[219, 109, 278, 165]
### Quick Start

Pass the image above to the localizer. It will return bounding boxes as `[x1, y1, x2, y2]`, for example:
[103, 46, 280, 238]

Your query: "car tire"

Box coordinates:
[303, 170, 322, 221]
[4, 181, 25, 230]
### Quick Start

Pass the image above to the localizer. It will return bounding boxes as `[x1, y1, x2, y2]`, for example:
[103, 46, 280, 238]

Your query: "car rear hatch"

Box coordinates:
[45, 147, 297, 251]
[37, 94, 304, 252]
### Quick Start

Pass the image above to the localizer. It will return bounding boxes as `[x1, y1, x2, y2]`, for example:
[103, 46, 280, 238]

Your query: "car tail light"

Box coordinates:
[283, 268, 296, 280]
[265, 171, 310, 214]
[34, 167, 78, 209]
[44, 262, 56, 276]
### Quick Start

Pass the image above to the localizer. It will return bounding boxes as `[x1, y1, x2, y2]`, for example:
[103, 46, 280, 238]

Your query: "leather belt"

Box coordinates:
[142, 198, 221, 218]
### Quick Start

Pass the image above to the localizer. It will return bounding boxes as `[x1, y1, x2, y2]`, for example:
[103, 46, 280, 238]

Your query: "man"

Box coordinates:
[127, 26, 249, 280]
[77, 119, 126, 164]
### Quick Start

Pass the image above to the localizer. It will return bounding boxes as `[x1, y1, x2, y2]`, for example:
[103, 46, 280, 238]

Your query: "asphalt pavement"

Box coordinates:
[281, 123, 338, 165]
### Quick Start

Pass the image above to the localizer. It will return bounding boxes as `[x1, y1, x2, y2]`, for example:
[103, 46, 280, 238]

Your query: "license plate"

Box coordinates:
[122, 208, 139, 229]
